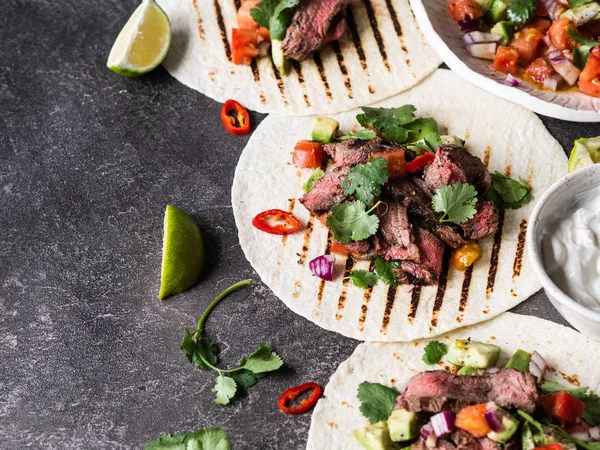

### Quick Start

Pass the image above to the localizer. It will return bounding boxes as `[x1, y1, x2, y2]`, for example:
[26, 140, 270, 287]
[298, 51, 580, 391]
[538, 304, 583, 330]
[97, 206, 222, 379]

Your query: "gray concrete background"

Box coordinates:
[1, 0, 599, 448]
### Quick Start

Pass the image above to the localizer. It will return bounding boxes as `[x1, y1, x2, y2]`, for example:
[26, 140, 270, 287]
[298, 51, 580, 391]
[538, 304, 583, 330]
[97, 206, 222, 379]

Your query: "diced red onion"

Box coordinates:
[541, 35, 552, 48]
[505, 74, 519, 87]
[431, 411, 455, 437]
[484, 402, 504, 432]
[462, 31, 502, 44]
[572, 427, 600, 442]
[540, 0, 564, 20]
[421, 423, 434, 439]
[258, 40, 271, 57]
[543, 73, 562, 91]
[309, 255, 335, 281]
[529, 351, 546, 381]
[590, 427, 600, 441]
[459, 15, 480, 32]
[466, 43, 497, 60]
[548, 53, 581, 86]
[545, 45, 558, 56]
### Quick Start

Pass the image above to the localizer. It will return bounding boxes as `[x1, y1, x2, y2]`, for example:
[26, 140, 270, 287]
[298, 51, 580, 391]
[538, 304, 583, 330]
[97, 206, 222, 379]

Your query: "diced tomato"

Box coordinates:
[493, 46, 520, 74]
[541, 391, 585, 424]
[565, 418, 591, 434]
[331, 242, 351, 256]
[579, 47, 600, 98]
[406, 152, 435, 174]
[455, 404, 493, 438]
[231, 28, 259, 65]
[448, 0, 483, 21]
[548, 18, 577, 51]
[237, 0, 260, 30]
[292, 140, 325, 169]
[371, 150, 408, 179]
[533, 445, 563, 450]
[525, 57, 555, 84]
[535, 0, 548, 17]
[510, 28, 545, 64]
[529, 17, 552, 34]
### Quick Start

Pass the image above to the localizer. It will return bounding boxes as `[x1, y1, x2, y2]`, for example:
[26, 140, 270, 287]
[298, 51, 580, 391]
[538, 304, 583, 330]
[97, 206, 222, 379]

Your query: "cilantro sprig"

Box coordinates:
[347, 270, 378, 288]
[422, 341, 448, 365]
[250, 0, 300, 41]
[338, 129, 379, 141]
[506, 0, 536, 24]
[327, 200, 382, 244]
[486, 172, 531, 211]
[180, 280, 283, 405]
[302, 168, 325, 193]
[432, 182, 478, 224]
[342, 157, 389, 204]
[347, 258, 402, 289]
[144, 427, 230, 450]
[568, 29, 600, 69]
[357, 382, 400, 424]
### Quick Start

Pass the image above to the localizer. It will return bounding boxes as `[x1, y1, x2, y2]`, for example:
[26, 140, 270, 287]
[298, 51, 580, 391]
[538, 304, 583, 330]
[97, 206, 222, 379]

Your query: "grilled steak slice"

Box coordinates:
[461, 201, 499, 240]
[337, 239, 376, 259]
[374, 202, 420, 262]
[282, 0, 348, 61]
[395, 368, 540, 414]
[412, 438, 457, 450]
[384, 178, 466, 248]
[324, 138, 413, 168]
[299, 166, 349, 215]
[397, 228, 444, 285]
[452, 430, 482, 450]
[479, 438, 502, 450]
[423, 145, 491, 194]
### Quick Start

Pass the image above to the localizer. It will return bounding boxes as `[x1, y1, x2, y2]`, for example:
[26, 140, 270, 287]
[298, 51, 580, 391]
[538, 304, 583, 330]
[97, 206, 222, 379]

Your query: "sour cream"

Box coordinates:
[542, 185, 600, 311]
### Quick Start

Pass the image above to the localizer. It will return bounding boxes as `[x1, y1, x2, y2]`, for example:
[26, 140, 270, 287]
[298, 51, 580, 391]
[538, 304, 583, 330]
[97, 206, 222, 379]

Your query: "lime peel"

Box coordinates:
[568, 137, 600, 173]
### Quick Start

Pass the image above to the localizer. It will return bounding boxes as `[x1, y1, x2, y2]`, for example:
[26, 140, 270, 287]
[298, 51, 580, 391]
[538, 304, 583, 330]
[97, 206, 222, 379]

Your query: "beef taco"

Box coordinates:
[231, 69, 566, 341]
[157, 0, 441, 115]
[306, 312, 600, 450]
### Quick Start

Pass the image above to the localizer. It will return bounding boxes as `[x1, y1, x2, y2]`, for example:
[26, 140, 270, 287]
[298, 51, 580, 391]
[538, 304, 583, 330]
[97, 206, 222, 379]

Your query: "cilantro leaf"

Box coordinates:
[356, 105, 416, 144]
[568, 29, 600, 69]
[212, 375, 237, 405]
[374, 257, 402, 286]
[240, 343, 284, 374]
[327, 200, 381, 244]
[486, 172, 531, 210]
[404, 118, 441, 151]
[338, 129, 380, 141]
[357, 382, 400, 424]
[569, 0, 594, 8]
[432, 182, 478, 224]
[180, 330, 219, 371]
[541, 381, 600, 426]
[569, 28, 600, 48]
[422, 341, 448, 365]
[250, 0, 299, 40]
[382, 124, 410, 143]
[506, 0, 536, 24]
[342, 157, 389, 204]
[230, 369, 258, 389]
[144, 428, 231, 450]
[347, 269, 378, 288]
[302, 168, 325, 193]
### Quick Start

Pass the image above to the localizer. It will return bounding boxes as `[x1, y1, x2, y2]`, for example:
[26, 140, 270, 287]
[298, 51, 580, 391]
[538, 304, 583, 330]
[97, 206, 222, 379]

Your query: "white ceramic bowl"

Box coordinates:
[410, 0, 600, 122]
[527, 164, 600, 340]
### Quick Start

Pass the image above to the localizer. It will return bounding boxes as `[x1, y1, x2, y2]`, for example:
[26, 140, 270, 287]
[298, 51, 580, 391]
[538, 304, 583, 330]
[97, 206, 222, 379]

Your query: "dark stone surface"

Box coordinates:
[1, 0, 600, 449]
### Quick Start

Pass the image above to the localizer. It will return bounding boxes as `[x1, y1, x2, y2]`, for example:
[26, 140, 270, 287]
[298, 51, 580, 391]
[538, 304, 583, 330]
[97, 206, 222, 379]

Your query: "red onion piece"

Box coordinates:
[572, 431, 594, 442]
[466, 43, 497, 60]
[431, 411, 455, 437]
[590, 426, 600, 441]
[540, 0, 564, 20]
[543, 74, 562, 91]
[462, 31, 502, 44]
[549, 54, 581, 85]
[529, 351, 547, 381]
[505, 74, 519, 87]
[541, 35, 552, 48]
[484, 402, 504, 432]
[421, 423, 434, 439]
[459, 15, 480, 32]
[309, 255, 335, 281]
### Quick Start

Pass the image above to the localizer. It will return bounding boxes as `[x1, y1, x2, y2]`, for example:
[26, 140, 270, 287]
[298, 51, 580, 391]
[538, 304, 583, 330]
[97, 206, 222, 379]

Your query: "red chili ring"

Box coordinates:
[252, 209, 301, 235]
[406, 151, 435, 174]
[220, 99, 251, 136]
[277, 382, 323, 414]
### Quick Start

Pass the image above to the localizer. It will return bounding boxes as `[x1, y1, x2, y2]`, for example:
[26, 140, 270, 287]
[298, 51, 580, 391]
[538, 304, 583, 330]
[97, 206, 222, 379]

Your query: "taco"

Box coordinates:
[306, 312, 600, 450]
[157, 0, 441, 115]
[232, 69, 566, 342]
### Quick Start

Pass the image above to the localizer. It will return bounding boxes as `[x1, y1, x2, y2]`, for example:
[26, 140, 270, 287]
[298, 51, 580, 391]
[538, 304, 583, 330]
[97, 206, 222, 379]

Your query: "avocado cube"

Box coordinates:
[491, 21, 516, 46]
[311, 116, 340, 144]
[487, 408, 520, 443]
[353, 421, 397, 450]
[473, 0, 493, 13]
[560, 2, 600, 26]
[271, 39, 289, 76]
[485, 0, 508, 23]
[457, 365, 481, 376]
[446, 340, 501, 369]
[506, 349, 532, 372]
[387, 409, 418, 442]
[440, 135, 465, 147]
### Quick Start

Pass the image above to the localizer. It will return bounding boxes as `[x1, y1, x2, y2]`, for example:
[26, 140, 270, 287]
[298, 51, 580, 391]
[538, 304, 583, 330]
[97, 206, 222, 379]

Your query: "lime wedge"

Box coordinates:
[568, 137, 600, 173]
[159, 205, 205, 300]
[107, 0, 171, 77]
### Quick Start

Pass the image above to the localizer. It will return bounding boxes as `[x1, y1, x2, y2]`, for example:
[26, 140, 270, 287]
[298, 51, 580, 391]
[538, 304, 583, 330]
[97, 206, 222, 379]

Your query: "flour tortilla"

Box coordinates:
[306, 312, 600, 449]
[232, 69, 567, 342]
[157, 0, 441, 115]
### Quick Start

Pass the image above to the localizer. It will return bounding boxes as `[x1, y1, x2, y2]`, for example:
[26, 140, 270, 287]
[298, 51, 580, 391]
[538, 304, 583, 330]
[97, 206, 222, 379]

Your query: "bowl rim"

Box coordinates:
[526, 163, 600, 321]
[409, 0, 600, 123]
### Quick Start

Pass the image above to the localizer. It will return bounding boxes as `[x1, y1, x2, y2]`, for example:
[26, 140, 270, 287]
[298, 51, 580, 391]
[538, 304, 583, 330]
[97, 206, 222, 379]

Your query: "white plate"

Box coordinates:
[410, 0, 600, 122]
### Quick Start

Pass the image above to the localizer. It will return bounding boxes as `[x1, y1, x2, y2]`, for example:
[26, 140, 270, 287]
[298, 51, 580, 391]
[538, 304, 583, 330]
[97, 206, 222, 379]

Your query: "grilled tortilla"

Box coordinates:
[306, 312, 600, 449]
[231, 69, 566, 341]
[157, 0, 441, 115]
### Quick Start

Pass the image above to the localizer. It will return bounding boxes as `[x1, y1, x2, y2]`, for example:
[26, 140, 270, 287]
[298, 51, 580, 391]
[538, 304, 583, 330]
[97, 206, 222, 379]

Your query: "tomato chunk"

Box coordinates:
[448, 0, 483, 21]
[455, 404, 492, 438]
[331, 242, 351, 256]
[493, 46, 520, 74]
[292, 140, 325, 169]
[237, 1, 260, 30]
[525, 57, 555, 84]
[231, 28, 259, 65]
[529, 17, 552, 34]
[579, 47, 600, 98]
[548, 18, 577, 51]
[510, 28, 544, 64]
[371, 150, 408, 179]
[541, 391, 585, 424]
[533, 445, 564, 450]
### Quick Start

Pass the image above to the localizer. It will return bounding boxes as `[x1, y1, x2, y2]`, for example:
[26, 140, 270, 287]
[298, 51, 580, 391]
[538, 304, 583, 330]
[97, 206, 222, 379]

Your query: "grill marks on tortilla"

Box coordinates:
[331, 41, 354, 99]
[336, 256, 356, 320]
[457, 264, 474, 323]
[315, 232, 333, 311]
[270, 61, 289, 106]
[512, 219, 528, 279]
[345, 8, 375, 94]
[380, 285, 397, 334]
[291, 61, 312, 107]
[191, 0, 206, 40]
[362, 0, 391, 72]
[383, 0, 409, 55]
[312, 53, 333, 101]
[486, 211, 505, 297]
[407, 286, 421, 324]
[298, 215, 316, 265]
[213, 0, 232, 61]
[430, 247, 451, 331]
[357, 260, 376, 332]
[282, 198, 296, 246]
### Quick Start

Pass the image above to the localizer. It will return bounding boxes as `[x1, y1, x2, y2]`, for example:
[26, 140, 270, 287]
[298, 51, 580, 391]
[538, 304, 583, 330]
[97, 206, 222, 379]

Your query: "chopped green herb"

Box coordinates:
[568, 0, 595, 8]
[542, 381, 600, 426]
[486, 172, 531, 210]
[357, 381, 400, 424]
[302, 168, 325, 193]
[404, 118, 441, 151]
[374, 257, 402, 286]
[250, 0, 300, 41]
[568, 29, 600, 69]
[342, 157, 389, 204]
[422, 341, 448, 365]
[338, 129, 379, 141]
[506, 0, 536, 24]
[327, 200, 381, 244]
[144, 427, 231, 450]
[347, 270, 378, 288]
[432, 182, 478, 224]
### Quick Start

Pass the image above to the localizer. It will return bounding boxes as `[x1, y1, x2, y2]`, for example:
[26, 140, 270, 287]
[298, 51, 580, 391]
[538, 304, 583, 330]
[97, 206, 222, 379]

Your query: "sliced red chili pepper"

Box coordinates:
[533, 445, 563, 450]
[221, 99, 251, 136]
[406, 151, 435, 174]
[278, 382, 322, 414]
[252, 209, 301, 235]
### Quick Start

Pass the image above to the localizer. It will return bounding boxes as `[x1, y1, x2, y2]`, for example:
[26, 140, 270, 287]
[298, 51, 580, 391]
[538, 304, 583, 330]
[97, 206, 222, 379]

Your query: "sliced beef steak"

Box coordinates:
[282, 0, 348, 61]
[412, 438, 457, 450]
[397, 228, 445, 285]
[374, 202, 420, 262]
[452, 430, 482, 450]
[461, 201, 499, 240]
[324, 139, 412, 168]
[299, 166, 349, 215]
[478, 438, 502, 450]
[424, 145, 491, 194]
[395, 368, 540, 414]
[337, 239, 376, 259]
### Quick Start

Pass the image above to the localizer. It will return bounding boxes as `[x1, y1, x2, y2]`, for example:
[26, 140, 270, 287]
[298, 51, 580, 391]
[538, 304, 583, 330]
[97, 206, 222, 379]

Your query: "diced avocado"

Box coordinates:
[387, 409, 419, 443]
[473, 0, 493, 13]
[311, 116, 340, 144]
[446, 340, 501, 369]
[271, 39, 289, 76]
[521, 423, 536, 450]
[506, 349, 532, 372]
[353, 421, 398, 450]
[487, 409, 520, 443]
[485, 0, 508, 22]
[404, 118, 440, 145]
[490, 21, 516, 46]
[457, 365, 481, 376]
[560, 2, 600, 26]
[440, 135, 465, 147]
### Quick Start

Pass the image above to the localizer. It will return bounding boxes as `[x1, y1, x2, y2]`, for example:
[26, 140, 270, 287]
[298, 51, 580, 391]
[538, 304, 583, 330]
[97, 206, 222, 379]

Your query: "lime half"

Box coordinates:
[159, 205, 205, 300]
[568, 137, 600, 173]
[107, 0, 171, 77]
